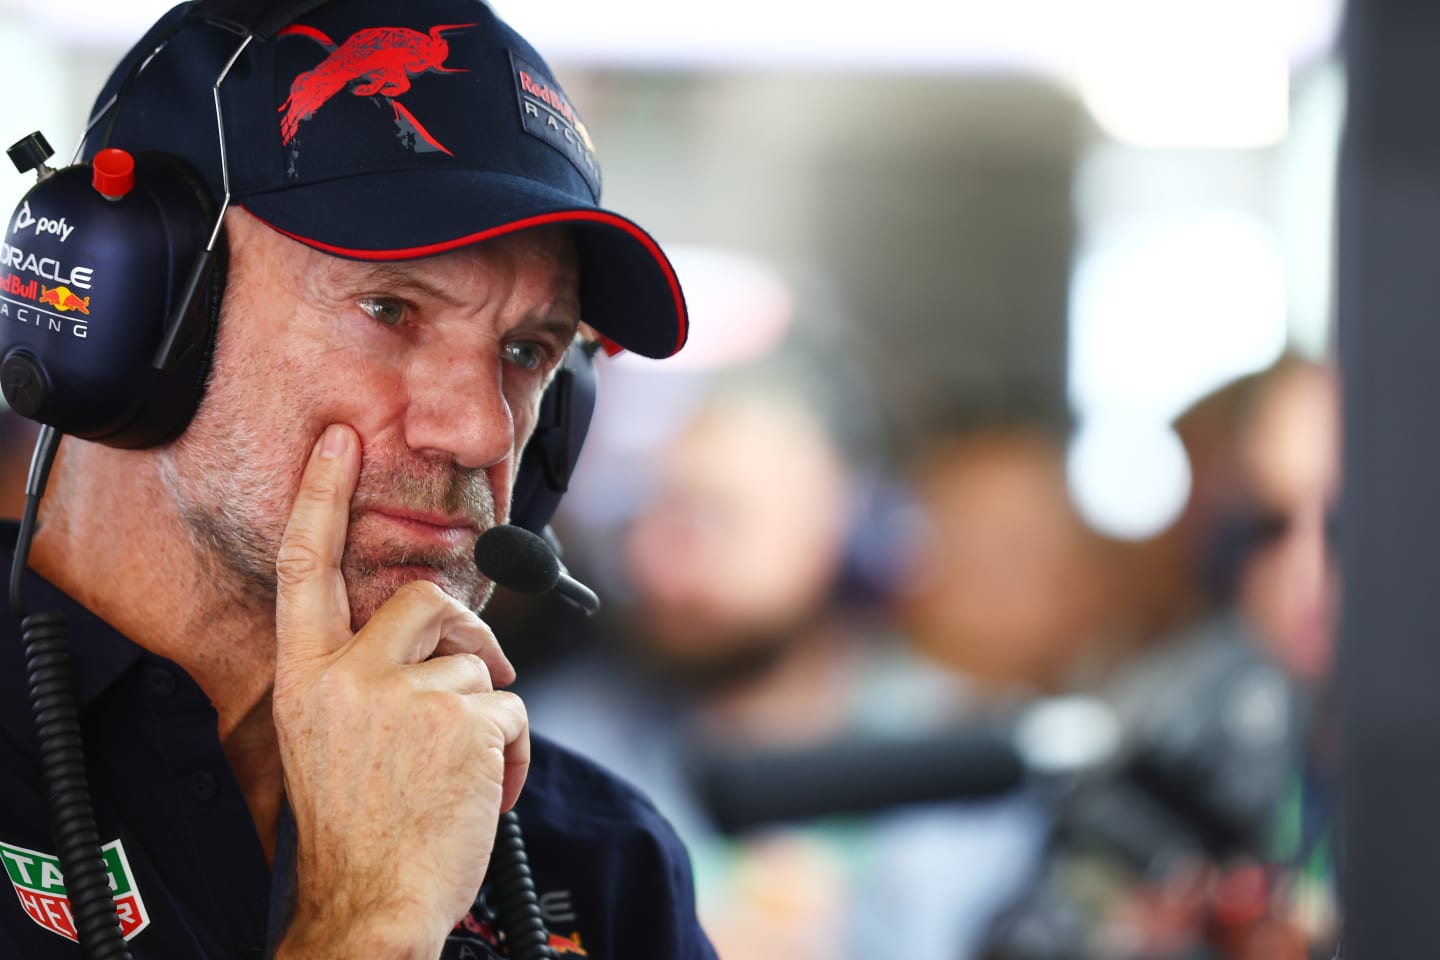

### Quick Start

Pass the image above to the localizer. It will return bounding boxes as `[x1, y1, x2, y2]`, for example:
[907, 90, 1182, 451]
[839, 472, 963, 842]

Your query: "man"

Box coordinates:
[0, 0, 714, 957]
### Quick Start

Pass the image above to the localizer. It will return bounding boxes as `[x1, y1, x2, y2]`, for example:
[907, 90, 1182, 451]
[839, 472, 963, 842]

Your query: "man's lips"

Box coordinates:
[366, 508, 479, 549]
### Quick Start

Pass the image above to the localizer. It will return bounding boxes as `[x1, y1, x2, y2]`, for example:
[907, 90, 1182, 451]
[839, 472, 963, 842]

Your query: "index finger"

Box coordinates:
[275, 424, 360, 663]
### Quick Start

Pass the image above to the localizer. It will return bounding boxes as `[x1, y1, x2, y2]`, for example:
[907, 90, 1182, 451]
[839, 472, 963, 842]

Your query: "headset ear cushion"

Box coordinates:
[141, 153, 228, 443]
[510, 341, 599, 534]
[185, 236, 227, 424]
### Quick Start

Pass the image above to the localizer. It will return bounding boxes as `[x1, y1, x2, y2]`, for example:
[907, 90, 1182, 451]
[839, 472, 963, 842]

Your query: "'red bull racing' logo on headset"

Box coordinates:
[276, 21, 474, 155]
[0, 243, 95, 339]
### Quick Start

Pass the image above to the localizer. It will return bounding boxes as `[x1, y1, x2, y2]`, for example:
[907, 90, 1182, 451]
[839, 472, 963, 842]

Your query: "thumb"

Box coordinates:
[275, 424, 360, 666]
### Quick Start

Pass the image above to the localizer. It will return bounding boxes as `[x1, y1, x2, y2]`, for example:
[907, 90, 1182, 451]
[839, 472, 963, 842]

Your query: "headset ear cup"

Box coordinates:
[181, 233, 227, 432]
[0, 150, 225, 447]
[510, 341, 599, 534]
[119, 152, 227, 446]
[155, 154, 227, 440]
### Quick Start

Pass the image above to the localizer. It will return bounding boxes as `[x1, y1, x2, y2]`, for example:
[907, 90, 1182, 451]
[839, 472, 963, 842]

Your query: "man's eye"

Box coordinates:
[503, 342, 545, 371]
[358, 298, 405, 326]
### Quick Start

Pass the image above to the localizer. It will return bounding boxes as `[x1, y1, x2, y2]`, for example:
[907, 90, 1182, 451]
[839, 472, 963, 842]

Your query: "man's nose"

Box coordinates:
[402, 346, 515, 470]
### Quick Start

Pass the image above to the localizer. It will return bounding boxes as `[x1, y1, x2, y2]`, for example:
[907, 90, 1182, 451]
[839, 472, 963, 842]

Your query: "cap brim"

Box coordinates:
[238, 169, 687, 359]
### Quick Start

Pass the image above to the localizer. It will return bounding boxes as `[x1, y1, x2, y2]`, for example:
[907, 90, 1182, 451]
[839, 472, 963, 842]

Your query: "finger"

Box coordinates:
[356, 581, 515, 684]
[275, 424, 360, 663]
[482, 691, 530, 814]
[435, 620, 515, 689]
[406, 653, 494, 695]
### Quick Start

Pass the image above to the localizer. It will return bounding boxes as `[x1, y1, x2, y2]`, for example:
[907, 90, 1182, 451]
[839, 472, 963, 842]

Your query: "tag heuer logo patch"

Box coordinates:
[0, 838, 150, 942]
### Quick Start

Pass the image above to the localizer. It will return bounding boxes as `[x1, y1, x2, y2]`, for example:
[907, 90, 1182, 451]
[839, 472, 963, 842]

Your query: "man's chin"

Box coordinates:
[343, 563, 493, 629]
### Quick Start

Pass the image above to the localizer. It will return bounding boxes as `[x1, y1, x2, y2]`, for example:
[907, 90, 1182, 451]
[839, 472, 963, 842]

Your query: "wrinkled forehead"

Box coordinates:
[234, 208, 576, 269]
[314, 224, 579, 292]
[230, 210, 580, 320]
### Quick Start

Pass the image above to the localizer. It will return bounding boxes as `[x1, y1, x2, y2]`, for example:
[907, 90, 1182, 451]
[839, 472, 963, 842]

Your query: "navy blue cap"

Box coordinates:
[88, 0, 688, 359]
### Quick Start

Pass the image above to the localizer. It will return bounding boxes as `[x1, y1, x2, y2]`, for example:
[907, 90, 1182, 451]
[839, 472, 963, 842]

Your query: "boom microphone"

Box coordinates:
[474, 524, 601, 616]
[690, 728, 1027, 834]
[688, 697, 1122, 834]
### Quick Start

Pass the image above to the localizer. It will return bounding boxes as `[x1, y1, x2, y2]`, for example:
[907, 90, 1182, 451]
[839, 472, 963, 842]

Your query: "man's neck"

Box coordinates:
[27, 439, 285, 857]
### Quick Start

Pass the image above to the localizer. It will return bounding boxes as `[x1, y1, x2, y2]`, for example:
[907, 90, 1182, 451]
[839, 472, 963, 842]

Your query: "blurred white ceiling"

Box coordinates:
[18, 0, 1343, 74]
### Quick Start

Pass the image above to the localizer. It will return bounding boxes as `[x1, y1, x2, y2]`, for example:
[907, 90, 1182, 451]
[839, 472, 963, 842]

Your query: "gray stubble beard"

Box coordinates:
[158, 427, 501, 623]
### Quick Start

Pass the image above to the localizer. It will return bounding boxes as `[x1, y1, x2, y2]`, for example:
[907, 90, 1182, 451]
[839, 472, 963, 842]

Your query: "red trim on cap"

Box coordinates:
[243, 207, 688, 357]
[277, 23, 336, 46]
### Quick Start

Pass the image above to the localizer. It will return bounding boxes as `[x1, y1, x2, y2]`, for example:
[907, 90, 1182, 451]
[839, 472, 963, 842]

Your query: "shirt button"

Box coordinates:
[145, 667, 177, 696]
[188, 770, 218, 802]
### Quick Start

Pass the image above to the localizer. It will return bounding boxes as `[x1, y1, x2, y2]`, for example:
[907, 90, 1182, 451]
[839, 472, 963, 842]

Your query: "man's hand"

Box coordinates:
[272, 424, 528, 959]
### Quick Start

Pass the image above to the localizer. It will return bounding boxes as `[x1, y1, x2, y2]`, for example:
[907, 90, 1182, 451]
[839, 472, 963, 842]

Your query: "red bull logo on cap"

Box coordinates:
[277, 22, 474, 155]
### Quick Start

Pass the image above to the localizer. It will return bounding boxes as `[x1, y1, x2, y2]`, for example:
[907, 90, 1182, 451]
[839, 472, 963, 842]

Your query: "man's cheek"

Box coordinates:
[493, 466, 516, 525]
[508, 377, 550, 440]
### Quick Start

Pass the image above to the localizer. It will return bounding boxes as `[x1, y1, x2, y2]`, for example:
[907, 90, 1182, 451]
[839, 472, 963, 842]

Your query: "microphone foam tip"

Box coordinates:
[473, 525, 562, 595]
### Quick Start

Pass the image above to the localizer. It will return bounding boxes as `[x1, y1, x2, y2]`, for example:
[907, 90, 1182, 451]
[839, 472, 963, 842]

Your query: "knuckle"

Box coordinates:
[436, 688, 512, 732]
[479, 742, 508, 778]
[296, 471, 343, 506]
[440, 619, 495, 658]
[455, 652, 492, 685]
[274, 540, 325, 584]
[420, 687, 480, 731]
[487, 689, 528, 726]
[422, 687, 473, 725]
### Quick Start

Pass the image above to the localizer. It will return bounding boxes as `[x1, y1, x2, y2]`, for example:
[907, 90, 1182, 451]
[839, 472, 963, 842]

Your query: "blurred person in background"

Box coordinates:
[895, 424, 1127, 698]
[983, 354, 1342, 960]
[1230, 356, 1341, 954]
[519, 358, 1048, 960]
[1231, 358, 1339, 688]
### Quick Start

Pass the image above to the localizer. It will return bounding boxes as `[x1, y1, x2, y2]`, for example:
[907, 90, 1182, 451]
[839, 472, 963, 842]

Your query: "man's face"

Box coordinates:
[1236, 365, 1339, 684]
[161, 209, 580, 629]
[622, 397, 851, 676]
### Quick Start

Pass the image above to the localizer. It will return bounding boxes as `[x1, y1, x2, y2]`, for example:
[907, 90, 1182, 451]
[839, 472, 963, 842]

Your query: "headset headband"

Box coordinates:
[194, 0, 336, 39]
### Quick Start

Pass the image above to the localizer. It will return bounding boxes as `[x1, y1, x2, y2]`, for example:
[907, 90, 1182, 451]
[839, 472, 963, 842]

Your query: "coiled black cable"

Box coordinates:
[10, 426, 132, 960]
[490, 810, 558, 960]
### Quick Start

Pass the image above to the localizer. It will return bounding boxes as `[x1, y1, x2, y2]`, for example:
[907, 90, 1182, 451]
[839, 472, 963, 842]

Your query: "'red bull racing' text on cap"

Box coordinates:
[87, 0, 688, 359]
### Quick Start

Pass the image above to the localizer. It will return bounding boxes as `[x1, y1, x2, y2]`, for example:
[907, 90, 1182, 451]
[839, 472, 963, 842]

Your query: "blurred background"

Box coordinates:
[0, 1, 1352, 957]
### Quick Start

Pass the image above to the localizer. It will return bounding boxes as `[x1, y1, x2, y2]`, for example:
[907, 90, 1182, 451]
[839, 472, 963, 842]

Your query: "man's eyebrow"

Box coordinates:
[348, 264, 466, 307]
[517, 309, 582, 345]
[342, 266, 583, 340]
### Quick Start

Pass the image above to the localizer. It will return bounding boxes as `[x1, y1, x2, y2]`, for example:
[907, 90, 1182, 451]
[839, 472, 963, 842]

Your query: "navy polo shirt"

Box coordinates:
[0, 526, 716, 958]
